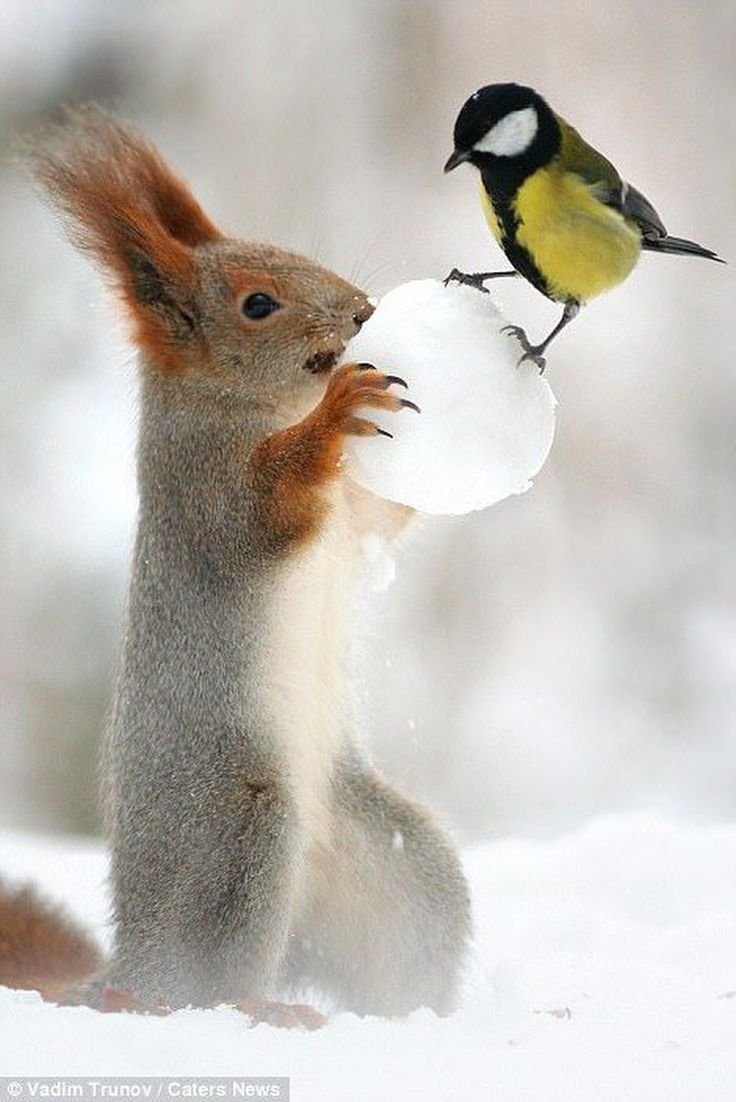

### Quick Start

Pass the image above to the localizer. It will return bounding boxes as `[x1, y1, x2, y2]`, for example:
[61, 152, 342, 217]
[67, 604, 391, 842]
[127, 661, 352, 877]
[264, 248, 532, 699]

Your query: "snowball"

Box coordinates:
[342, 279, 557, 515]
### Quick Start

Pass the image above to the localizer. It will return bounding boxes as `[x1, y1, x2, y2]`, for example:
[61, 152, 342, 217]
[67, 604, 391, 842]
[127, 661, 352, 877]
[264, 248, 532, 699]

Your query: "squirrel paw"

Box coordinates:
[54, 976, 108, 1009]
[55, 978, 170, 1015]
[234, 996, 326, 1031]
[319, 362, 420, 440]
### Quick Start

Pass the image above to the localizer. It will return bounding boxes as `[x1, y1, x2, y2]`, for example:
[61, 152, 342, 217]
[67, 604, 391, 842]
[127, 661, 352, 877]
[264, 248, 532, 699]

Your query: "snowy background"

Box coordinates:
[2, 0, 734, 841]
[1, 0, 735, 1093]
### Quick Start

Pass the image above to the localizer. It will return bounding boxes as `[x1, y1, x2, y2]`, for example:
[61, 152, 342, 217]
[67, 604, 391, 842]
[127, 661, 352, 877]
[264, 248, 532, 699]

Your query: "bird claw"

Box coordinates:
[500, 323, 529, 344]
[501, 325, 547, 373]
[443, 268, 490, 294]
[518, 350, 547, 373]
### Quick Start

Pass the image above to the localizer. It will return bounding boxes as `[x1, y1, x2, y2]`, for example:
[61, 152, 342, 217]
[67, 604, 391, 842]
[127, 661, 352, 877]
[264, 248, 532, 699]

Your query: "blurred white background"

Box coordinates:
[1, 0, 734, 841]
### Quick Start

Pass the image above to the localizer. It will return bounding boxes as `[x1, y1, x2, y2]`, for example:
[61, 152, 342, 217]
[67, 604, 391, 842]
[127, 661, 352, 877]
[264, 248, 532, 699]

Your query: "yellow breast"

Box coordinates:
[513, 166, 641, 303]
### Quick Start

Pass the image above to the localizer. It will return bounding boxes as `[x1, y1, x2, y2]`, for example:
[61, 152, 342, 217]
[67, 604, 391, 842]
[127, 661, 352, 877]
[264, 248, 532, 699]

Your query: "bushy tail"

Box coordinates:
[643, 234, 725, 262]
[0, 881, 102, 1000]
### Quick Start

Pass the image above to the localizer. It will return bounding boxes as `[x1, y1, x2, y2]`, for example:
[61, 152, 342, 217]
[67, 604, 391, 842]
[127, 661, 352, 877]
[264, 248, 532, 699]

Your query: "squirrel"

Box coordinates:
[0, 107, 471, 1024]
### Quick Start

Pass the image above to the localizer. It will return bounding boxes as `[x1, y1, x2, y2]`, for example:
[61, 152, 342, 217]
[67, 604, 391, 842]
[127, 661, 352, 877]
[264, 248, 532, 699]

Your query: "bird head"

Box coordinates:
[444, 83, 560, 178]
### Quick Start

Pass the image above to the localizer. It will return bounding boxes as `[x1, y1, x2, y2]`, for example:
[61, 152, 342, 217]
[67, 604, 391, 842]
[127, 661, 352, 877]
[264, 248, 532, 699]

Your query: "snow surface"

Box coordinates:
[343, 279, 556, 515]
[2, 816, 735, 1099]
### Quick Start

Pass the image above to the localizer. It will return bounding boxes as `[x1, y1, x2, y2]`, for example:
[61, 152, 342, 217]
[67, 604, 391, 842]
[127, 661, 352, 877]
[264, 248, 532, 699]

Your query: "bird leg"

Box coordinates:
[502, 301, 580, 372]
[443, 268, 519, 293]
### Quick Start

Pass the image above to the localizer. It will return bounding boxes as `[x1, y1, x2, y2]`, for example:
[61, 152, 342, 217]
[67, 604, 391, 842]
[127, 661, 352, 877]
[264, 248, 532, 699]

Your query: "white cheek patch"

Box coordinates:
[474, 106, 538, 157]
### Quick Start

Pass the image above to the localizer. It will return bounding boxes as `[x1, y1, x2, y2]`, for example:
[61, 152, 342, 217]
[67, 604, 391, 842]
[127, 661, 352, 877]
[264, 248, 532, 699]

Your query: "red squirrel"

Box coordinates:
[0, 108, 470, 1024]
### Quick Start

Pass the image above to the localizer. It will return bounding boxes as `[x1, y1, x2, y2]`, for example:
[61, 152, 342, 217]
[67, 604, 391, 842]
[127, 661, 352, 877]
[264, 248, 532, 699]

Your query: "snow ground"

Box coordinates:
[1, 815, 735, 1100]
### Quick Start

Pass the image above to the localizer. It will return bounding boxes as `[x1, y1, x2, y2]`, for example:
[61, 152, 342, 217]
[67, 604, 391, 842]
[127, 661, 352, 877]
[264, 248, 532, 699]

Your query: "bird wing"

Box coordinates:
[555, 115, 667, 241]
[617, 183, 667, 241]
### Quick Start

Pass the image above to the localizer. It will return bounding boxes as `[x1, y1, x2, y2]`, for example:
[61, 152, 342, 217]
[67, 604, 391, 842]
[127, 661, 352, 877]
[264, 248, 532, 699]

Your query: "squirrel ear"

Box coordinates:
[28, 106, 223, 370]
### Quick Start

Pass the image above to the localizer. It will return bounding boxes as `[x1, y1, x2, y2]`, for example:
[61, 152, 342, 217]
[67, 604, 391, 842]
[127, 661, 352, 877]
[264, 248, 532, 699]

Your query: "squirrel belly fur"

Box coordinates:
[0, 108, 470, 1020]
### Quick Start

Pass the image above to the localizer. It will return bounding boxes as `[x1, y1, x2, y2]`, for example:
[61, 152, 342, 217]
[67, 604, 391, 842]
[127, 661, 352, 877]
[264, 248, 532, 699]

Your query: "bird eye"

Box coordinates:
[241, 292, 280, 320]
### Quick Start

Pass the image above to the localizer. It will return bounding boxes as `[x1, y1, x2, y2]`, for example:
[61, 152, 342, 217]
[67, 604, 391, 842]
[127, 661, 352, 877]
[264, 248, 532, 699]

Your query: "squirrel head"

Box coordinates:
[28, 107, 373, 411]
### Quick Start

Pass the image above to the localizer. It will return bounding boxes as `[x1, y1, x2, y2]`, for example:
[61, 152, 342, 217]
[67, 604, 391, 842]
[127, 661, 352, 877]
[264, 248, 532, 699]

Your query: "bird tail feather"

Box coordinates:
[643, 235, 725, 263]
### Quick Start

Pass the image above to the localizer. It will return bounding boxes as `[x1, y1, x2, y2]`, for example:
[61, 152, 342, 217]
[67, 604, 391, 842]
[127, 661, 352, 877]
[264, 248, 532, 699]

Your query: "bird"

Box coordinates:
[444, 82, 724, 370]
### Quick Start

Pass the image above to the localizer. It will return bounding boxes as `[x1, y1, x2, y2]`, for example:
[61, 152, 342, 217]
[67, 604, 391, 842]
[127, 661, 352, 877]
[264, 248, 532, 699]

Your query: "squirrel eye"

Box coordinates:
[241, 292, 280, 320]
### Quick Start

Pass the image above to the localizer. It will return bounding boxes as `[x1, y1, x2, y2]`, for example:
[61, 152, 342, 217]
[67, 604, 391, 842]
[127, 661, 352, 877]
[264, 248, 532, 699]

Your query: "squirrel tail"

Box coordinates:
[0, 881, 102, 1000]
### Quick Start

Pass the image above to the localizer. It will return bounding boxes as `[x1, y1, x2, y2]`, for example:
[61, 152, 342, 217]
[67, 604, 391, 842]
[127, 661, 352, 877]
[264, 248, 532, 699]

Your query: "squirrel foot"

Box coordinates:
[55, 978, 170, 1015]
[55, 981, 323, 1028]
[234, 997, 326, 1031]
[54, 976, 108, 1008]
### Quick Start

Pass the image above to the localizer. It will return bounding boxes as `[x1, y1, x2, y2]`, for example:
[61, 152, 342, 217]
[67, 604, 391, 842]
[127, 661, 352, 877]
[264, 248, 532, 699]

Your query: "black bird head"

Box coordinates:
[445, 83, 560, 181]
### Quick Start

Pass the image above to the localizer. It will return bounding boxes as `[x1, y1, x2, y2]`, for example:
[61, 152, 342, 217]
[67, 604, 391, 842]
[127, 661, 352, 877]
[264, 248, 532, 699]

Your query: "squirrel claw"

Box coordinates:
[318, 363, 417, 440]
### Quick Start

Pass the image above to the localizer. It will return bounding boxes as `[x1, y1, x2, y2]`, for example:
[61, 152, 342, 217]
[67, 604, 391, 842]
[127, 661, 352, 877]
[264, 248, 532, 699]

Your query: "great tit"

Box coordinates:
[444, 82, 723, 369]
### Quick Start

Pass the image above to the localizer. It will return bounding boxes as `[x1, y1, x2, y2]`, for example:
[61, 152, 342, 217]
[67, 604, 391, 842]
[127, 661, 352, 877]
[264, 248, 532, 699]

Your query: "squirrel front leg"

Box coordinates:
[248, 363, 416, 553]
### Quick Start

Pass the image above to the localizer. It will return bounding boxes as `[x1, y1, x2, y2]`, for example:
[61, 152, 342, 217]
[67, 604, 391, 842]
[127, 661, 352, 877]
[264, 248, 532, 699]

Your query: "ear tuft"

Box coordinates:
[25, 105, 222, 369]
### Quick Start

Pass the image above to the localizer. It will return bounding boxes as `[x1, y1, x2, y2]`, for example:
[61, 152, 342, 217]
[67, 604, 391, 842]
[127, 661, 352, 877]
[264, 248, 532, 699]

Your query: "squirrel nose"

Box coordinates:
[352, 302, 374, 332]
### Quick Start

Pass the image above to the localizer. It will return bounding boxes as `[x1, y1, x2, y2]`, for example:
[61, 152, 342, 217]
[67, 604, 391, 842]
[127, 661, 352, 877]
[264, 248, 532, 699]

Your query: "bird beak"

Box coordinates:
[444, 148, 470, 173]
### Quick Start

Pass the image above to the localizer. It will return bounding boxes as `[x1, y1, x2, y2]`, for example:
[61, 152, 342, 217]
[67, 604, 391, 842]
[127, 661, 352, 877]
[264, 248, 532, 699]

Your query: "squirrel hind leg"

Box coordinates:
[0, 881, 103, 1001]
[282, 763, 471, 1017]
